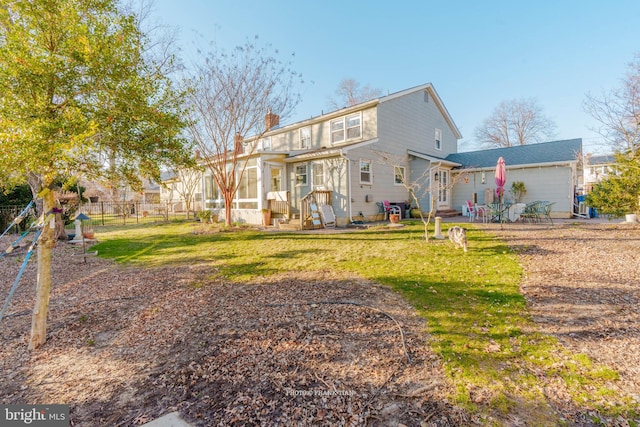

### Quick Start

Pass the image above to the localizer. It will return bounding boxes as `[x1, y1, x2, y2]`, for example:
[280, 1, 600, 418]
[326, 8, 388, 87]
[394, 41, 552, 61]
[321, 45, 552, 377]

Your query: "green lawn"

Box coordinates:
[91, 220, 638, 424]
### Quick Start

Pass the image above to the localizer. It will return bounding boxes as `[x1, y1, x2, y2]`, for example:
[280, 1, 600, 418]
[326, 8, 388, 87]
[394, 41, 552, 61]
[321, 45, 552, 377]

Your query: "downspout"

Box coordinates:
[340, 151, 354, 223]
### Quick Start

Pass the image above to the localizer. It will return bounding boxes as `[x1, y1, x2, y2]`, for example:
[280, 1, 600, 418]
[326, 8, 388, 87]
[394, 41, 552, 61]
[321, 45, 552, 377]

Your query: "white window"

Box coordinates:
[394, 166, 406, 185]
[299, 126, 311, 149]
[204, 175, 223, 209]
[295, 164, 308, 186]
[312, 163, 325, 189]
[330, 112, 362, 144]
[360, 160, 372, 184]
[330, 118, 345, 144]
[238, 167, 257, 199]
[260, 137, 271, 151]
[435, 128, 442, 150]
[346, 113, 361, 139]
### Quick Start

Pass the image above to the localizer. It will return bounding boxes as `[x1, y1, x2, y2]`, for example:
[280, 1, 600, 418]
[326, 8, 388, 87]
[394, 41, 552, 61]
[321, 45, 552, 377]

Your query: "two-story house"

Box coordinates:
[198, 83, 584, 226]
[201, 83, 462, 227]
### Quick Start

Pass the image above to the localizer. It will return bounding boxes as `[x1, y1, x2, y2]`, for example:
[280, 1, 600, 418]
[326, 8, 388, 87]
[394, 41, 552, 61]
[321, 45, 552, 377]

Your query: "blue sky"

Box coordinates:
[152, 0, 640, 154]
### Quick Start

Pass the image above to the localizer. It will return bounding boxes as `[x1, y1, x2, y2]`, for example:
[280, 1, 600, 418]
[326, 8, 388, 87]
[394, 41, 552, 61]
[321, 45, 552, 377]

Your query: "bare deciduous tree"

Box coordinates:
[584, 54, 640, 152]
[374, 150, 467, 241]
[186, 40, 301, 226]
[327, 78, 382, 110]
[475, 98, 557, 148]
[171, 161, 204, 219]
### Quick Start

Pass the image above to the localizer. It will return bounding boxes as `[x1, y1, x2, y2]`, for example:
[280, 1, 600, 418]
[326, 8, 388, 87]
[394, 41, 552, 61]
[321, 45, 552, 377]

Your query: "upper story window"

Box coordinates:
[330, 119, 345, 144]
[346, 114, 361, 139]
[299, 126, 311, 149]
[394, 166, 406, 185]
[360, 160, 372, 184]
[295, 164, 308, 186]
[331, 112, 362, 144]
[435, 128, 442, 150]
[260, 137, 271, 151]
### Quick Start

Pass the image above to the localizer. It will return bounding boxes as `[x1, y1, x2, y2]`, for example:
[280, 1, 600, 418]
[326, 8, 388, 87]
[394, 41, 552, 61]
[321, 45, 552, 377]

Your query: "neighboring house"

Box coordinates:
[201, 83, 462, 227]
[447, 139, 583, 218]
[583, 154, 616, 193]
[160, 170, 203, 213]
[197, 83, 584, 227]
[80, 179, 161, 204]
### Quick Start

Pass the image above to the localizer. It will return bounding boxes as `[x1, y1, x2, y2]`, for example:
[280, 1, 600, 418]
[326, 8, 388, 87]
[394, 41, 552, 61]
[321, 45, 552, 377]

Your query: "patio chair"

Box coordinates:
[319, 205, 336, 228]
[486, 203, 501, 222]
[520, 201, 540, 223]
[380, 200, 401, 220]
[465, 200, 487, 223]
[538, 201, 555, 224]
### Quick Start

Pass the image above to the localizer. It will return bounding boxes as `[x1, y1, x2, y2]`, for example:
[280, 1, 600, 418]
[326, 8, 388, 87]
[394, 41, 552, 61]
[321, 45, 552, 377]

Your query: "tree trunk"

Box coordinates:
[223, 191, 233, 226]
[29, 189, 55, 350]
[54, 199, 67, 241]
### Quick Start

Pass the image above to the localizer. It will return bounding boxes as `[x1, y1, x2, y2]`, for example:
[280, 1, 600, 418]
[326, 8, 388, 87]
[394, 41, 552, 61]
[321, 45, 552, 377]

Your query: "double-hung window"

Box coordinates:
[299, 127, 311, 149]
[295, 164, 308, 186]
[330, 113, 362, 144]
[360, 160, 372, 184]
[346, 114, 361, 139]
[260, 137, 271, 151]
[394, 166, 406, 185]
[435, 128, 442, 150]
[330, 119, 345, 144]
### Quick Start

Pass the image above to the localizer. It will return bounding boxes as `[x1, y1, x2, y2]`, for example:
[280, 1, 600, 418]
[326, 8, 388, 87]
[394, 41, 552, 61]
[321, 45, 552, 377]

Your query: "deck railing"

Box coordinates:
[299, 190, 332, 229]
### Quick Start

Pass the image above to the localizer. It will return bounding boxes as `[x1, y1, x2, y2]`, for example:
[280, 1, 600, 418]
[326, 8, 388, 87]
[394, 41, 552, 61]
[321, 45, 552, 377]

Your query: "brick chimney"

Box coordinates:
[265, 108, 280, 131]
[234, 133, 244, 155]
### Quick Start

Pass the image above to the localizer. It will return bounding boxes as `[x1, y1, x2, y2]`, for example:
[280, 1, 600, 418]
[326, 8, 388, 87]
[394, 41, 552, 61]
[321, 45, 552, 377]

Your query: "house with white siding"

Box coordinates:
[192, 83, 583, 227]
[446, 139, 583, 218]
[201, 83, 463, 227]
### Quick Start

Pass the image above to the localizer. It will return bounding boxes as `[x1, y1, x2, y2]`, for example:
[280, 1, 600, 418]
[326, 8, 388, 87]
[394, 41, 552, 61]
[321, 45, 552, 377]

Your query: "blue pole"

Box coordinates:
[0, 229, 42, 321]
[0, 230, 31, 260]
[0, 200, 34, 240]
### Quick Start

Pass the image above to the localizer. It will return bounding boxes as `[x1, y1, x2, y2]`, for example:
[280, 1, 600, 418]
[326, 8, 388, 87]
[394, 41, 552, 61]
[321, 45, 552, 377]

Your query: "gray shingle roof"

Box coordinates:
[587, 154, 615, 165]
[445, 138, 582, 169]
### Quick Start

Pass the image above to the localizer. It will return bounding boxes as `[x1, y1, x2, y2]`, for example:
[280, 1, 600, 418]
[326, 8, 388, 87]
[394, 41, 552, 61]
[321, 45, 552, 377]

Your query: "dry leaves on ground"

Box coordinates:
[482, 221, 640, 417]
[0, 237, 469, 426]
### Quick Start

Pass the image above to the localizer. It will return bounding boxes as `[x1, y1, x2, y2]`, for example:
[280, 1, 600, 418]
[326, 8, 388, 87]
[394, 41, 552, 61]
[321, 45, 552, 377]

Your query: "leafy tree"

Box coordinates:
[0, 0, 191, 349]
[166, 159, 204, 219]
[584, 54, 640, 217]
[186, 39, 301, 226]
[475, 98, 557, 148]
[0, 184, 33, 206]
[327, 78, 382, 110]
[586, 149, 640, 216]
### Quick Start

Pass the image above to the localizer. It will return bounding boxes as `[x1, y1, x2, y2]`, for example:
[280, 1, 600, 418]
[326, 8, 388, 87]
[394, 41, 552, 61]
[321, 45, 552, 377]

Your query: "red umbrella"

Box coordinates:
[494, 156, 506, 201]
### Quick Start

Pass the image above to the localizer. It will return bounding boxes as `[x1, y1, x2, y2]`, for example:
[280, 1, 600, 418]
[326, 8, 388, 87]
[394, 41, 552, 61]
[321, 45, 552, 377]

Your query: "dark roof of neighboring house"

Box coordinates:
[445, 138, 582, 169]
[160, 170, 177, 181]
[587, 154, 615, 165]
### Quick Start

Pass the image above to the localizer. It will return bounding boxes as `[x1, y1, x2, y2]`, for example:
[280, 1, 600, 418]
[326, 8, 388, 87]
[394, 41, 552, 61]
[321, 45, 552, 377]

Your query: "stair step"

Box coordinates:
[435, 209, 460, 218]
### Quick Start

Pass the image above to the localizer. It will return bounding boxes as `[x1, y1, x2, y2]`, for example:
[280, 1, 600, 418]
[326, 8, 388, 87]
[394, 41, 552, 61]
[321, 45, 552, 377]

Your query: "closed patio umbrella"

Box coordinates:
[495, 157, 506, 221]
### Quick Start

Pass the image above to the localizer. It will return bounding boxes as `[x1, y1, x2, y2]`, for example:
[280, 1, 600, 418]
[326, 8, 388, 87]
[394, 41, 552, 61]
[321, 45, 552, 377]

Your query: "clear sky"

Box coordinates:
[151, 0, 640, 154]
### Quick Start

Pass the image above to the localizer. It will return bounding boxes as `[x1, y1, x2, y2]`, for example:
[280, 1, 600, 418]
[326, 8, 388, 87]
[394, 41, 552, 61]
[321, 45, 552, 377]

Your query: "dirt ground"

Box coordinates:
[0, 220, 639, 426]
[480, 220, 640, 414]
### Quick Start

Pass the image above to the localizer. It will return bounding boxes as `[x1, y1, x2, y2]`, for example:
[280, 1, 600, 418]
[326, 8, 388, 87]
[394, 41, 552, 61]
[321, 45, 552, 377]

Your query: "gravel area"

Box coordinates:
[1, 220, 639, 426]
[480, 220, 640, 410]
